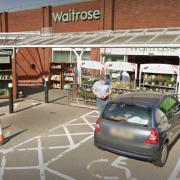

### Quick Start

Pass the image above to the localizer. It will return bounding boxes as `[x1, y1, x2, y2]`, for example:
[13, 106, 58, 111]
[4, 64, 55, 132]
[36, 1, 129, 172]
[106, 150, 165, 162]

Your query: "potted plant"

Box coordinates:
[156, 75, 164, 86]
[143, 74, 148, 84]
[149, 75, 156, 85]
[171, 75, 176, 88]
[145, 75, 152, 85]
[164, 75, 172, 87]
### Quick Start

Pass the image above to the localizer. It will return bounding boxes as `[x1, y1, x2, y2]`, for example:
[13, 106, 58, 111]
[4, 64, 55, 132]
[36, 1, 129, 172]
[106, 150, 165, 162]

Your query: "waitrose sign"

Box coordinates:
[52, 9, 101, 23]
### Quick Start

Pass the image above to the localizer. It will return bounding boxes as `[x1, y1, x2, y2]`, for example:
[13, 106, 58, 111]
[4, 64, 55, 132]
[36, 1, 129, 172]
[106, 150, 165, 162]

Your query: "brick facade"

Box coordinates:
[1, 0, 180, 86]
[2, 0, 180, 33]
[114, 0, 180, 30]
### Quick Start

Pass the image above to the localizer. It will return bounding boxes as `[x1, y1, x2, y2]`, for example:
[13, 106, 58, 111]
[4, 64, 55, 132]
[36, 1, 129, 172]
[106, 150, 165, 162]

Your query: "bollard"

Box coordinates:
[44, 77, 49, 103]
[8, 83, 14, 114]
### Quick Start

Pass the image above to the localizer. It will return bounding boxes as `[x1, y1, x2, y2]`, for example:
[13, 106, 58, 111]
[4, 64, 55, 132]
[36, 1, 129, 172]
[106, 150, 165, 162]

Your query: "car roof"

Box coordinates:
[111, 92, 167, 107]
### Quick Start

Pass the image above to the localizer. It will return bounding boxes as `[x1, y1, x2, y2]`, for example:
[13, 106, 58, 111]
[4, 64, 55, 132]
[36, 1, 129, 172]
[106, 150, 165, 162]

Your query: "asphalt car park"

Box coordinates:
[0, 99, 179, 180]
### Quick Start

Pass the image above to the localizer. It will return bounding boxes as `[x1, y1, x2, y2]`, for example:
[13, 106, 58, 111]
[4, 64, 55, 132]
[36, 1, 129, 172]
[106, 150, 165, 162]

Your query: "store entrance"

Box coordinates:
[128, 55, 179, 65]
[128, 55, 180, 93]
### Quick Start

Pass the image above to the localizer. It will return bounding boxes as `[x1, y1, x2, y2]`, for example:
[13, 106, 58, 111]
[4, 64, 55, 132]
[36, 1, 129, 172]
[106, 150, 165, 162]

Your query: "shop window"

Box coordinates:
[53, 50, 90, 63]
[104, 55, 125, 62]
[0, 56, 10, 63]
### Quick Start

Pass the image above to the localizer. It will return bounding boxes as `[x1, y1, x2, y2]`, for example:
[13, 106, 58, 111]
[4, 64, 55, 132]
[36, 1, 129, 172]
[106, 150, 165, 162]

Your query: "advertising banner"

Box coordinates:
[81, 60, 104, 70]
[105, 62, 137, 72]
[140, 64, 179, 75]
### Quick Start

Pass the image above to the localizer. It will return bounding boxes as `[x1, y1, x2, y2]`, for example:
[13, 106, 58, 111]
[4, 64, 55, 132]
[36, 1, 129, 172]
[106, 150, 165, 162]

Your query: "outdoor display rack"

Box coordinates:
[139, 63, 179, 93]
[63, 63, 76, 89]
[105, 61, 138, 97]
[0, 56, 12, 98]
[49, 62, 62, 89]
[49, 62, 76, 90]
[76, 60, 104, 103]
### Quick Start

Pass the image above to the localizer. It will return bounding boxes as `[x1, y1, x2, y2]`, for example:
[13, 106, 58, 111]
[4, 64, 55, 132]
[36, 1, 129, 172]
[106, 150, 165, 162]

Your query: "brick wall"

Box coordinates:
[0, 12, 8, 32]
[16, 48, 51, 84]
[114, 0, 180, 29]
[8, 9, 43, 32]
[2, 0, 180, 32]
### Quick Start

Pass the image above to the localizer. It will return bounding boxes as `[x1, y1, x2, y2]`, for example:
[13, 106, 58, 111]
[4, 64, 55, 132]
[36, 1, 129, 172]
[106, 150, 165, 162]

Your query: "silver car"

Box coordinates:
[94, 93, 180, 167]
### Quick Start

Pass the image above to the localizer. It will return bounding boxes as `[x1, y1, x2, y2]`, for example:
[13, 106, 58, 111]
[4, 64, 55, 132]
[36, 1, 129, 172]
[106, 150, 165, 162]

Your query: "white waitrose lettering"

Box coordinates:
[52, 9, 101, 23]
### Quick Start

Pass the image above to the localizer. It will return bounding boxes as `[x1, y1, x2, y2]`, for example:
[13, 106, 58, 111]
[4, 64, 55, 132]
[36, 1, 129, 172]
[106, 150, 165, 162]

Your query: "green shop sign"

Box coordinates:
[52, 9, 101, 23]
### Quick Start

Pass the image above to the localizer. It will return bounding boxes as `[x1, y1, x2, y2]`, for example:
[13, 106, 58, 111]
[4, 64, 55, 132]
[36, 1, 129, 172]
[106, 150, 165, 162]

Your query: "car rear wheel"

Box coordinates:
[153, 143, 169, 167]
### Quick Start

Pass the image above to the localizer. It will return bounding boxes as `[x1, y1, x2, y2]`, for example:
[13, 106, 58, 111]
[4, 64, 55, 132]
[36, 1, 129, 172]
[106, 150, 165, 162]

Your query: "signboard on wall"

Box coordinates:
[52, 9, 101, 23]
[101, 48, 180, 56]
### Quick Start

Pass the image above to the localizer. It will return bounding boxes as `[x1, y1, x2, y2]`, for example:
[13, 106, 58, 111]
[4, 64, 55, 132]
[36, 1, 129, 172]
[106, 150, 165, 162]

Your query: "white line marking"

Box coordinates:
[48, 132, 93, 137]
[87, 159, 119, 180]
[81, 116, 95, 131]
[169, 157, 180, 180]
[0, 154, 6, 180]
[70, 132, 94, 136]
[89, 115, 99, 118]
[46, 167, 76, 180]
[49, 119, 77, 132]
[47, 146, 71, 150]
[47, 134, 66, 137]
[10, 136, 38, 150]
[48, 111, 97, 132]
[0, 110, 98, 180]
[17, 148, 39, 151]
[63, 125, 75, 147]
[45, 134, 93, 166]
[37, 138, 45, 180]
[87, 159, 108, 169]
[111, 156, 131, 179]
[5, 166, 38, 170]
[83, 110, 99, 117]
[16, 145, 71, 151]
[67, 123, 92, 126]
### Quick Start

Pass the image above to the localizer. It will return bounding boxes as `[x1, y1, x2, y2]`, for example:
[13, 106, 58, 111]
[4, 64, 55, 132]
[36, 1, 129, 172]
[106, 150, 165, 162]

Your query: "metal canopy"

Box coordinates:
[1, 28, 180, 48]
[0, 48, 13, 55]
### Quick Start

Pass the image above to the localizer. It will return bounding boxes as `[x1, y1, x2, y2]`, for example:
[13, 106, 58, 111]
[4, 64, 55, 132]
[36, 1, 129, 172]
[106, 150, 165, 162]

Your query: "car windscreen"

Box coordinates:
[102, 102, 152, 126]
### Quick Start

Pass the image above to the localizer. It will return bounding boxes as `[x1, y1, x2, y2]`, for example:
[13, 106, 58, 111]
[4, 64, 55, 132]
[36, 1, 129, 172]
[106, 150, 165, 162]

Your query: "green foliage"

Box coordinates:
[0, 89, 8, 96]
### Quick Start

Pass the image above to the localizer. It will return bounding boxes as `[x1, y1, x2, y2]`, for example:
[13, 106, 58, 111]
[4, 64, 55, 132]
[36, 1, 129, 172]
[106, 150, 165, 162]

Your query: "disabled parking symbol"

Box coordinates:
[87, 156, 137, 180]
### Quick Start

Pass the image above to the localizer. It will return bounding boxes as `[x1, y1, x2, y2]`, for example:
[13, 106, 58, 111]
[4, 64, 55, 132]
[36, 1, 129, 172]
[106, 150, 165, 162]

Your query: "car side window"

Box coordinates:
[159, 97, 177, 114]
[158, 96, 179, 122]
[155, 108, 168, 126]
[168, 103, 180, 117]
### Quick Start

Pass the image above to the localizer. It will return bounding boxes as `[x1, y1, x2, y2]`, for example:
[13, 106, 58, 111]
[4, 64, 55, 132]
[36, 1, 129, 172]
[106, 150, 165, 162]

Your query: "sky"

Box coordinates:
[0, 0, 91, 12]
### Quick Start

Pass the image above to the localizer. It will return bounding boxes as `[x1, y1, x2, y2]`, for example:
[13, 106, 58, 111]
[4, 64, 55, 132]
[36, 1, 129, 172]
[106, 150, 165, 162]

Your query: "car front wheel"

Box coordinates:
[153, 143, 169, 167]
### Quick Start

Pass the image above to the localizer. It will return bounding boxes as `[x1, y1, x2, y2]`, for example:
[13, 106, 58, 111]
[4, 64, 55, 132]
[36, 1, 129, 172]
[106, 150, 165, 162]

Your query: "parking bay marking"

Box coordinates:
[87, 156, 137, 180]
[0, 110, 98, 180]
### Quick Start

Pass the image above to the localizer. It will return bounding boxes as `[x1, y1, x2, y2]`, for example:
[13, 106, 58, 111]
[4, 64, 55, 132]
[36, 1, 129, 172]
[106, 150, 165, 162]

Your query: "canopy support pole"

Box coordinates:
[72, 48, 83, 85]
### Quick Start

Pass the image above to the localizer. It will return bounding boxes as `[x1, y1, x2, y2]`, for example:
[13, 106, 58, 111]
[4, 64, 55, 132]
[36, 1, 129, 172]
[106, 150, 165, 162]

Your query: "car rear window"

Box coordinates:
[102, 102, 152, 126]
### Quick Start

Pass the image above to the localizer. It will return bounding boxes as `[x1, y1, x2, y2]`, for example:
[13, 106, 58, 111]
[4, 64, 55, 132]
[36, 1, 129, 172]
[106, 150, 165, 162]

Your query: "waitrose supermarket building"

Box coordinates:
[1, 0, 180, 97]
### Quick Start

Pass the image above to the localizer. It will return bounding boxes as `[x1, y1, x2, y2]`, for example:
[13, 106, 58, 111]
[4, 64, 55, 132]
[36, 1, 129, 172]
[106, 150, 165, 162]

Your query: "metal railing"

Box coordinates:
[67, 83, 96, 104]
[68, 83, 180, 103]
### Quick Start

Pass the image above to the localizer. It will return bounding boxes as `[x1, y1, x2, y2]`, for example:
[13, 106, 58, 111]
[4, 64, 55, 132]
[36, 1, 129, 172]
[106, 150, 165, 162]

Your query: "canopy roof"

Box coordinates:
[1, 27, 180, 48]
